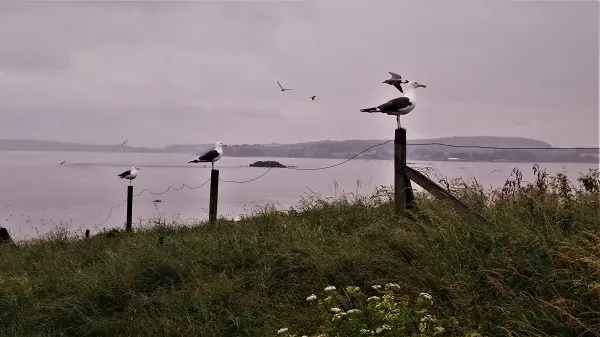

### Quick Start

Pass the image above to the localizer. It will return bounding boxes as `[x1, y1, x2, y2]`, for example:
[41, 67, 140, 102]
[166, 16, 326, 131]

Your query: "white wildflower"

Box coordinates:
[324, 285, 336, 292]
[375, 324, 392, 334]
[332, 313, 344, 322]
[277, 327, 289, 334]
[330, 307, 342, 313]
[384, 283, 401, 290]
[360, 328, 374, 335]
[367, 296, 380, 302]
[433, 326, 445, 335]
[419, 292, 432, 300]
[306, 294, 317, 302]
[371, 284, 382, 290]
[419, 292, 433, 305]
[346, 309, 361, 315]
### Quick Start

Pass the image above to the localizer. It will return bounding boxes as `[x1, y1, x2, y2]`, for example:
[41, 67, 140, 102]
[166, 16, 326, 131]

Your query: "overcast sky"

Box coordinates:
[0, 0, 597, 147]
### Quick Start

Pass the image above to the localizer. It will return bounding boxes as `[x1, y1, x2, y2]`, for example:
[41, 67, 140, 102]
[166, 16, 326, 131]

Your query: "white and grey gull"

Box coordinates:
[189, 141, 228, 169]
[118, 166, 140, 185]
[360, 80, 426, 128]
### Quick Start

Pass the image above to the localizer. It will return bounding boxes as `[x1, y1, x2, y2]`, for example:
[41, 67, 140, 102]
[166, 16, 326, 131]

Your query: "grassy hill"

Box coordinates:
[0, 167, 599, 336]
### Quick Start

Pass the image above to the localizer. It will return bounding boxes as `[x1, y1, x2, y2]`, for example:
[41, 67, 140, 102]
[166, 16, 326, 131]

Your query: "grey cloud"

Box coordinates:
[0, 0, 597, 147]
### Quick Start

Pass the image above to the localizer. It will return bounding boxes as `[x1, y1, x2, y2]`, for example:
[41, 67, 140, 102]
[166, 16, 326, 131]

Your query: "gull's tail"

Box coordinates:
[189, 159, 199, 163]
[360, 107, 379, 113]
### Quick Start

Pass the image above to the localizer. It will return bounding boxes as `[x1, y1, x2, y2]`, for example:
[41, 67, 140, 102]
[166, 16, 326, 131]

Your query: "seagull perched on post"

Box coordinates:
[277, 81, 292, 92]
[118, 166, 140, 185]
[189, 141, 227, 170]
[383, 72, 405, 93]
[360, 80, 427, 128]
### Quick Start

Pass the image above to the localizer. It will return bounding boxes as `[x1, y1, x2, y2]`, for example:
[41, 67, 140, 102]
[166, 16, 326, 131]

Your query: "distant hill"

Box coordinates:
[0, 137, 596, 163]
[0, 139, 162, 153]
[408, 136, 552, 148]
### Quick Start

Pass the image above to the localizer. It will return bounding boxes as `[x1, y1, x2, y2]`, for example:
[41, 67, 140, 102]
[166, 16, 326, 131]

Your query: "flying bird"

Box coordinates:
[277, 81, 292, 92]
[60, 161, 66, 165]
[383, 72, 405, 93]
[118, 166, 140, 185]
[189, 141, 227, 170]
[360, 80, 427, 128]
[310, 96, 316, 100]
[120, 140, 128, 146]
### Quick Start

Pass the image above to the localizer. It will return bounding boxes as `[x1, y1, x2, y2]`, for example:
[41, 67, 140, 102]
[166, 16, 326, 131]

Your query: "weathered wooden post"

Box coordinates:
[394, 128, 408, 214]
[394, 128, 416, 216]
[126, 185, 133, 231]
[208, 169, 220, 223]
[85, 229, 90, 238]
[0, 227, 11, 244]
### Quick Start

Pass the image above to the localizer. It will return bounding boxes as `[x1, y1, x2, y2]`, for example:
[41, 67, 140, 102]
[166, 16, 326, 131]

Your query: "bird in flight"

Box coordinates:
[310, 96, 316, 101]
[120, 140, 128, 146]
[383, 71, 405, 93]
[277, 81, 292, 91]
[60, 161, 66, 165]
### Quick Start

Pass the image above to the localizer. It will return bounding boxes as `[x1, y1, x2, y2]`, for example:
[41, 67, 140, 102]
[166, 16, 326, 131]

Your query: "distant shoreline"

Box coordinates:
[0, 148, 597, 164]
[0, 137, 597, 164]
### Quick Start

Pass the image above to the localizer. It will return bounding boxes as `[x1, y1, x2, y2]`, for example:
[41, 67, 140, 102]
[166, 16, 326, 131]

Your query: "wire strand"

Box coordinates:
[95, 199, 127, 227]
[285, 140, 393, 171]
[219, 166, 275, 183]
[93, 178, 211, 228]
[134, 178, 211, 197]
[407, 142, 598, 150]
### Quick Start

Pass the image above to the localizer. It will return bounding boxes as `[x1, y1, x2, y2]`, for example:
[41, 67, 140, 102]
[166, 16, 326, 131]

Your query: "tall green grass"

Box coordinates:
[0, 166, 598, 336]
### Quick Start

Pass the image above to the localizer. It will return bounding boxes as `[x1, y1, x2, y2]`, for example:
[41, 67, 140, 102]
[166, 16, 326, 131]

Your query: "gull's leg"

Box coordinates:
[397, 116, 401, 129]
[211, 162, 214, 170]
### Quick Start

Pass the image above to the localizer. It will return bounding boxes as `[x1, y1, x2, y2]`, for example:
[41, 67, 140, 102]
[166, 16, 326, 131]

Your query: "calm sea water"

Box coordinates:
[1, 151, 597, 239]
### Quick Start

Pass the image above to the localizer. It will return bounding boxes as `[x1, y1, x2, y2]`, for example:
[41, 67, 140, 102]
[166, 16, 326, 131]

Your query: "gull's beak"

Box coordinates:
[223, 144, 228, 147]
[418, 83, 427, 88]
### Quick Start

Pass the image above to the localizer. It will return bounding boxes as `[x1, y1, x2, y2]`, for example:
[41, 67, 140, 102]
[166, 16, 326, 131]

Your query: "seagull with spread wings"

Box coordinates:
[277, 81, 292, 92]
[382, 71, 406, 93]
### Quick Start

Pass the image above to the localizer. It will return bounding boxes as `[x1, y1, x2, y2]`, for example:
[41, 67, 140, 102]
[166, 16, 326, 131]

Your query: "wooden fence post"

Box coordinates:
[394, 128, 408, 215]
[0, 227, 11, 244]
[126, 185, 133, 231]
[209, 169, 220, 223]
[85, 229, 90, 238]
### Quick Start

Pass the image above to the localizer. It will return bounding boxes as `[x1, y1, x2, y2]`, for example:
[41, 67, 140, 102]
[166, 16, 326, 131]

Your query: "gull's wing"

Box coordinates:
[199, 149, 220, 161]
[389, 71, 402, 79]
[277, 81, 284, 90]
[118, 170, 131, 177]
[377, 97, 411, 111]
[392, 83, 404, 93]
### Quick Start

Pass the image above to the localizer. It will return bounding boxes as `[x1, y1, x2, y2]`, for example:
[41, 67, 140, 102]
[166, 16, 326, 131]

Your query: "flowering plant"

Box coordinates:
[277, 283, 483, 337]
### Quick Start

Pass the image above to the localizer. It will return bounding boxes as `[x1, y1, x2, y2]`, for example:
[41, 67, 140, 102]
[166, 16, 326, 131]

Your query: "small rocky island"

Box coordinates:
[249, 160, 287, 168]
